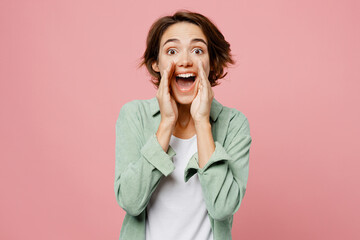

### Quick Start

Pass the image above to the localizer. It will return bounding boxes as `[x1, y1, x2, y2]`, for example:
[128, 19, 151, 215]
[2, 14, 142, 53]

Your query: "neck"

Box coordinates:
[176, 103, 192, 128]
[172, 102, 197, 139]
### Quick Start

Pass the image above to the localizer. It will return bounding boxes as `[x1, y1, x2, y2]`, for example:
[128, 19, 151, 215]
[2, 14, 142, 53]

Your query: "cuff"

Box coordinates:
[141, 133, 176, 176]
[184, 141, 231, 182]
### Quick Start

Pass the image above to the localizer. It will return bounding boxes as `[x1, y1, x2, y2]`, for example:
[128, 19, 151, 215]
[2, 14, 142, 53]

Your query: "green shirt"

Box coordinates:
[114, 97, 252, 240]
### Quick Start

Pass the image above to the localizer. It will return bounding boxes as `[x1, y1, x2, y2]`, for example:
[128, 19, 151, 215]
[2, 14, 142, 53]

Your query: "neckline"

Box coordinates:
[171, 134, 197, 141]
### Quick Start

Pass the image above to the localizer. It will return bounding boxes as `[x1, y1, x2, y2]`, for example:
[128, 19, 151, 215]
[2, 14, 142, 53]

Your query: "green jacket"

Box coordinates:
[114, 97, 252, 240]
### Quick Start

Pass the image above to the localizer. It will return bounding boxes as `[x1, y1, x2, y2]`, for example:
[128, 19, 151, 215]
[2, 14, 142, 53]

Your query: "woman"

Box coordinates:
[115, 10, 252, 240]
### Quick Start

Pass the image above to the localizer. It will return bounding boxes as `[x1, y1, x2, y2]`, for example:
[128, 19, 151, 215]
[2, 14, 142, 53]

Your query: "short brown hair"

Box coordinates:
[139, 10, 235, 88]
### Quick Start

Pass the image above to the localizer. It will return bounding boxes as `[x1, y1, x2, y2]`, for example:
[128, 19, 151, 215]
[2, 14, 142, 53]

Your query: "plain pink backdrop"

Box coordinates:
[1, 0, 359, 239]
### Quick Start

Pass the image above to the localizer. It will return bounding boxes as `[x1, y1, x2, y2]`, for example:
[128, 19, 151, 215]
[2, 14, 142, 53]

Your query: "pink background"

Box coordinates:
[1, 0, 359, 239]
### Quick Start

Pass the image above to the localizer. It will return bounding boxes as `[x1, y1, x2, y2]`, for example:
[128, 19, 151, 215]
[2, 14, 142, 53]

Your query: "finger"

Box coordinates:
[168, 61, 176, 82]
[197, 60, 210, 97]
[196, 60, 204, 89]
[167, 61, 176, 90]
[197, 60, 209, 87]
[200, 61, 213, 97]
[158, 63, 168, 92]
[161, 61, 174, 92]
[195, 87, 200, 98]
[163, 62, 171, 84]
[197, 59, 203, 79]
[198, 60, 206, 78]
[168, 61, 176, 96]
[195, 74, 201, 93]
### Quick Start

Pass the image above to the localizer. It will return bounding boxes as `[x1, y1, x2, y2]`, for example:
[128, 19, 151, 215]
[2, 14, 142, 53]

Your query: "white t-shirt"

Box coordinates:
[145, 134, 213, 240]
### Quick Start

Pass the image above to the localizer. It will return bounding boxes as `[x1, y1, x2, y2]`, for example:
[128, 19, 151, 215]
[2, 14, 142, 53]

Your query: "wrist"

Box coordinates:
[194, 119, 211, 129]
[156, 120, 174, 153]
[160, 118, 176, 130]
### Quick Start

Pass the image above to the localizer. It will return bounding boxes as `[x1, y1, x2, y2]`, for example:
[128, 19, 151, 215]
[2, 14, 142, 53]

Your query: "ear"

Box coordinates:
[152, 61, 160, 72]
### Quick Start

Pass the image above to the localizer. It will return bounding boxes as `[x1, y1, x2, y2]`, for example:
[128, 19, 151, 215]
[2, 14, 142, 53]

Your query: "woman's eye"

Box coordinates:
[167, 49, 177, 55]
[193, 48, 203, 54]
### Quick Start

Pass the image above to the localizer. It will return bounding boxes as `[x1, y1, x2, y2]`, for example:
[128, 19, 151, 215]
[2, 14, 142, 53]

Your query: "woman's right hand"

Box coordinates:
[156, 61, 178, 128]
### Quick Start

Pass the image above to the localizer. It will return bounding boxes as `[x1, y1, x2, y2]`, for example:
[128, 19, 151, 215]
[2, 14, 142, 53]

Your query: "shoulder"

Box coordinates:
[217, 101, 250, 136]
[117, 98, 156, 122]
[119, 98, 155, 113]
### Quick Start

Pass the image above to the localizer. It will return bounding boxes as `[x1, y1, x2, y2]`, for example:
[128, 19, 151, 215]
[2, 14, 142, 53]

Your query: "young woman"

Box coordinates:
[114, 10, 252, 240]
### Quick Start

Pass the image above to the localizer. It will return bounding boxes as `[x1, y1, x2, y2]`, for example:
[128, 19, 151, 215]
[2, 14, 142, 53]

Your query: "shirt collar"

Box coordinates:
[150, 97, 223, 121]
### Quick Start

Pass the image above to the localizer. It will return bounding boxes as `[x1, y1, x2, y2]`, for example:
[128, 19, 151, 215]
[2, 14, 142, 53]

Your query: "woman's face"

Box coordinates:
[152, 22, 211, 105]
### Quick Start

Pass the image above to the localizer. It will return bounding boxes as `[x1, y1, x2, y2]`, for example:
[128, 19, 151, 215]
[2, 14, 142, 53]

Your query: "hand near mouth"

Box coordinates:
[190, 59, 214, 124]
[156, 61, 178, 127]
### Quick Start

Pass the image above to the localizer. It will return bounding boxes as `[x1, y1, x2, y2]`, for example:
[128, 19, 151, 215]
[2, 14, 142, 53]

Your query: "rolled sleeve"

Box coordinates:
[184, 141, 230, 180]
[198, 141, 231, 174]
[141, 133, 176, 176]
[184, 114, 252, 221]
[114, 102, 177, 216]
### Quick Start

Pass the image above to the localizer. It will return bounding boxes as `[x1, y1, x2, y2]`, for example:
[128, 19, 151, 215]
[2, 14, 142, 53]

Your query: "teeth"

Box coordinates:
[176, 73, 195, 78]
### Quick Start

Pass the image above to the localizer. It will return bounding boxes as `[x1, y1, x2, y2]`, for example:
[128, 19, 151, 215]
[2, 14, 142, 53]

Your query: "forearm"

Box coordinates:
[115, 157, 164, 216]
[115, 131, 176, 216]
[156, 120, 175, 152]
[195, 121, 215, 168]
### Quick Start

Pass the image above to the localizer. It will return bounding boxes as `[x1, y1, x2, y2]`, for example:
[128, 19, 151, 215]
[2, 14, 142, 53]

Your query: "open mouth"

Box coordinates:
[175, 73, 197, 92]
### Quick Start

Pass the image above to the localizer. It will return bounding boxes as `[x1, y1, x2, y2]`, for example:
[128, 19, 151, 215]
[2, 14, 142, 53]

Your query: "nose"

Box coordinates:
[176, 52, 193, 67]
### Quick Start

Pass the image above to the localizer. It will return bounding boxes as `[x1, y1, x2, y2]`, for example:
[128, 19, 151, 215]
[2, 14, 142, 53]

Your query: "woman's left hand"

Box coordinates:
[190, 59, 214, 124]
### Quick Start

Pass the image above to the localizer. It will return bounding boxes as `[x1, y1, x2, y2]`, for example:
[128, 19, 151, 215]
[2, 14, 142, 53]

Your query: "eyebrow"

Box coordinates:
[162, 38, 207, 47]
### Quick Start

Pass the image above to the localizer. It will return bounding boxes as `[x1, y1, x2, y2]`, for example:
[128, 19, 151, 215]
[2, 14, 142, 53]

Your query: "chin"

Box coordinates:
[173, 94, 196, 105]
